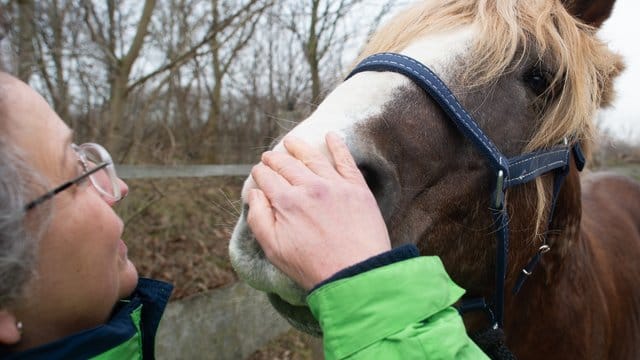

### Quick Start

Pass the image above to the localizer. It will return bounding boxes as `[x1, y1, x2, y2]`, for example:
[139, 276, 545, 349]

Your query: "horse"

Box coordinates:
[229, 0, 640, 358]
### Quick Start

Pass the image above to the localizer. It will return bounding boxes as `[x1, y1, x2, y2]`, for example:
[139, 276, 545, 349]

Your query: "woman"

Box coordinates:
[0, 72, 172, 358]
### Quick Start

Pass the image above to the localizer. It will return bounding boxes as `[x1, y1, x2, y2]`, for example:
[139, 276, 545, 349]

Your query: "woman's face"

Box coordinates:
[3, 76, 138, 350]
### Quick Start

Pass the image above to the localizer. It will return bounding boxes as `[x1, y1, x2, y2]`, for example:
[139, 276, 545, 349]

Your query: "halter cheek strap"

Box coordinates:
[347, 52, 584, 329]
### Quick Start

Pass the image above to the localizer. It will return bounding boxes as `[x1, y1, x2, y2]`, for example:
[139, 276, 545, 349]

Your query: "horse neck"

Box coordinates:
[502, 164, 611, 358]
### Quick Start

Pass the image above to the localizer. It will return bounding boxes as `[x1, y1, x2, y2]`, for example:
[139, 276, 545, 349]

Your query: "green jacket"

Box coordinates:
[307, 256, 489, 359]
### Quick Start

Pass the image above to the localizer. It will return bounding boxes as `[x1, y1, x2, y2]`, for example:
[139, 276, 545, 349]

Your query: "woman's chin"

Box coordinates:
[118, 259, 139, 298]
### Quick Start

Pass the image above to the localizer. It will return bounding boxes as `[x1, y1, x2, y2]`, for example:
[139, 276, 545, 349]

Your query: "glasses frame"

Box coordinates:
[23, 142, 121, 212]
[74, 143, 121, 201]
[24, 162, 109, 211]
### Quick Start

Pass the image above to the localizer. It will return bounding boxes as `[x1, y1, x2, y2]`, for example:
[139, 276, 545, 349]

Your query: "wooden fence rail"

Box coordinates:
[116, 164, 253, 179]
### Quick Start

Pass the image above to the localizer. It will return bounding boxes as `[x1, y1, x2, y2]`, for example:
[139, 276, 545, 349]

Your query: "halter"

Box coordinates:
[347, 52, 585, 329]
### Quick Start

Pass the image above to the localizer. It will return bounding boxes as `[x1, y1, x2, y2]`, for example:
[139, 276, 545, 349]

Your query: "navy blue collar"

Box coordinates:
[348, 53, 584, 329]
[1, 278, 173, 359]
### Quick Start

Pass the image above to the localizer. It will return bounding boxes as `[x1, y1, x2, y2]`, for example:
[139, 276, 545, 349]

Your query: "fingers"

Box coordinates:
[246, 188, 276, 250]
[251, 162, 291, 199]
[261, 150, 317, 186]
[283, 137, 340, 180]
[258, 133, 363, 188]
[325, 132, 366, 185]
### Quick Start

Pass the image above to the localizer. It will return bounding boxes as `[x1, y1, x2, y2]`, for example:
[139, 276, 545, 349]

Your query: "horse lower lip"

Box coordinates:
[267, 293, 322, 337]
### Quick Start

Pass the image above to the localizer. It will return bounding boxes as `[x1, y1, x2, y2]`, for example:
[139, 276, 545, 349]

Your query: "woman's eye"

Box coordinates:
[76, 160, 88, 180]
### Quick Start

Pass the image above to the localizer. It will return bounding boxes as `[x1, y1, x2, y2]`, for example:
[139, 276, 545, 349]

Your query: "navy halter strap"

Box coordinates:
[346, 52, 585, 329]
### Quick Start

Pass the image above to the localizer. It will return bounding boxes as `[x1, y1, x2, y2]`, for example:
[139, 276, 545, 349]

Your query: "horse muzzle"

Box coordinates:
[229, 202, 307, 306]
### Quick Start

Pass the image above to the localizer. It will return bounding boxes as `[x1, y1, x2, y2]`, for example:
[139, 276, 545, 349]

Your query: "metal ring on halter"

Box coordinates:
[522, 268, 532, 276]
[16, 321, 23, 334]
[539, 244, 551, 253]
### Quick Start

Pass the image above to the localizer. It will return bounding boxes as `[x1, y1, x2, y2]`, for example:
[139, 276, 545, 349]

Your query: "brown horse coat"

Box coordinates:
[505, 168, 640, 359]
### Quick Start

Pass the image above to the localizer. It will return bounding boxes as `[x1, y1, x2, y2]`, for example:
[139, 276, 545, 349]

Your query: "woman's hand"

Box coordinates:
[247, 132, 391, 290]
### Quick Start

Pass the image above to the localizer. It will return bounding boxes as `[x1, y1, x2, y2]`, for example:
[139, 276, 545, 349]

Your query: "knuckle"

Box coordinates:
[306, 181, 330, 200]
[276, 192, 297, 211]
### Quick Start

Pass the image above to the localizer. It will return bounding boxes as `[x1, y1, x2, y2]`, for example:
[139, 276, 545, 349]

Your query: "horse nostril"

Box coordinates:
[358, 163, 383, 198]
[355, 159, 400, 222]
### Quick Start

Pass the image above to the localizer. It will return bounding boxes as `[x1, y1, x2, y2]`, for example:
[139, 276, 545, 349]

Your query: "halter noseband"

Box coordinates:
[347, 53, 585, 329]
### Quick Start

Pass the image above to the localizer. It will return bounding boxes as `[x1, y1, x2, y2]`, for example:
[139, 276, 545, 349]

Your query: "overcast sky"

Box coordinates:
[599, 0, 640, 142]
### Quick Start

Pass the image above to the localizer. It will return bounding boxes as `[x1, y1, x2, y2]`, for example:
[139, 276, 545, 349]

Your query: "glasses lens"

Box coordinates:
[78, 143, 121, 200]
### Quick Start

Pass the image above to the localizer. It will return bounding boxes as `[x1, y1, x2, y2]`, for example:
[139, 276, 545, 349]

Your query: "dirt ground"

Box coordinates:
[118, 177, 242, 299]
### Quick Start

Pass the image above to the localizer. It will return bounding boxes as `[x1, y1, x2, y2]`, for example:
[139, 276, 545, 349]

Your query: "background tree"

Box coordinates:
[0, 0, 403, 164]
[280, 0, 365, 105]
[82, 0, 156, 150]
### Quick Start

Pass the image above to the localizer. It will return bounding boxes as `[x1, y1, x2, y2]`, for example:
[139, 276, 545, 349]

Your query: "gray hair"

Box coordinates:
[0, 133, 52, 307]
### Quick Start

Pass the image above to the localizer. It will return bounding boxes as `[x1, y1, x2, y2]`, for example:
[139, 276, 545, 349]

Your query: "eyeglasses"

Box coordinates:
[24, 143, 122, 211]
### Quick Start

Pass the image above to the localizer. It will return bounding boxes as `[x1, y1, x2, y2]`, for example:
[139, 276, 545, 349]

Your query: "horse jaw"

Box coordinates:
[229, 24, 478, 335]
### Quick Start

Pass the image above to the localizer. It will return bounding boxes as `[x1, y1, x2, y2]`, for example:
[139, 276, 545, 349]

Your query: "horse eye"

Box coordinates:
[524, 67, 551, 97]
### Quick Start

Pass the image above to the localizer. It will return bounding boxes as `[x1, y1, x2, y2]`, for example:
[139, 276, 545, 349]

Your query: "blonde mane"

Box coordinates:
[355, 0, 623, 238]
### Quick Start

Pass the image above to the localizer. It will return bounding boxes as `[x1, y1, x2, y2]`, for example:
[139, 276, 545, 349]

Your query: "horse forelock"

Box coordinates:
[357, 0, 622, 153]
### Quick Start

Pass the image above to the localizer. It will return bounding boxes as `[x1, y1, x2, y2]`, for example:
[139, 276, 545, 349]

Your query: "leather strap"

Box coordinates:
[347, 53, 510, 175]
[505, 147, 570, 188]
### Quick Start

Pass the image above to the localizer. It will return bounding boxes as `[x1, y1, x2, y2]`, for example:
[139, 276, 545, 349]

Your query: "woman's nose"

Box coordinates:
[117, 177, 129, 202]
[105, 177, 129, 207]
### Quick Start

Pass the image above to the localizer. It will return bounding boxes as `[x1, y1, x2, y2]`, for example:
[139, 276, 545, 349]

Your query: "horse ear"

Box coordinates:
[561, 0, 617, 28]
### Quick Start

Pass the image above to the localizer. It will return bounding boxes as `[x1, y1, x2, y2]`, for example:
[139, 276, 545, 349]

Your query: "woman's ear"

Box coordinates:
[0, 310, 21, 345]
[560, 0, 617, 28]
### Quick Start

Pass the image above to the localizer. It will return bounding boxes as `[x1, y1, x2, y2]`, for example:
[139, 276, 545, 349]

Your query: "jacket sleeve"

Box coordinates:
[306, 256, 489, 359]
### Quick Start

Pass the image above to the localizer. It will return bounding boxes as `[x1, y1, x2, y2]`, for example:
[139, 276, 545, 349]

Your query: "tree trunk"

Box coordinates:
[205, 0, 222, 162]
[306, 0, 321, 105]
[104, 0, 156, 151]
[16, 0, 35, 82]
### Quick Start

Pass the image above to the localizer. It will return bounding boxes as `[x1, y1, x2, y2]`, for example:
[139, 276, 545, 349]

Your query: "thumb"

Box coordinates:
[246, 189, 277, 250]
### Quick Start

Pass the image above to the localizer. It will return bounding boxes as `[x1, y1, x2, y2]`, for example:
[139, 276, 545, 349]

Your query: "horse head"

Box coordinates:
[229, 0, 623, 337]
